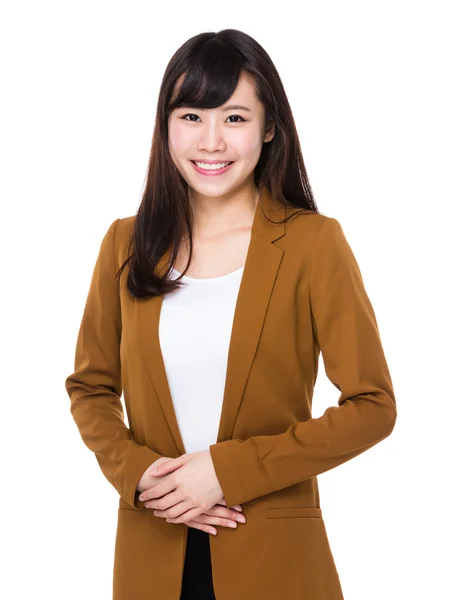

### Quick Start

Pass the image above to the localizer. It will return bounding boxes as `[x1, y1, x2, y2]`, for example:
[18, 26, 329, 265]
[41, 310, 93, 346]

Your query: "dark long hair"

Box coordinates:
[118, 29, 319, 299]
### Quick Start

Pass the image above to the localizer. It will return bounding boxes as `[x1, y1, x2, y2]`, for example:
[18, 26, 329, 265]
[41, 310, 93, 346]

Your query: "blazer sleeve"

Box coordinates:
[65, 218, 163, 510]
[209, 217, 397, 508]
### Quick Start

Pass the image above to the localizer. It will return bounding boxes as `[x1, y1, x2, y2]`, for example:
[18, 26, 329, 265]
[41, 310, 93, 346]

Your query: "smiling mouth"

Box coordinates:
[190, 160, 235, 166]
[189, 160, 236, 175]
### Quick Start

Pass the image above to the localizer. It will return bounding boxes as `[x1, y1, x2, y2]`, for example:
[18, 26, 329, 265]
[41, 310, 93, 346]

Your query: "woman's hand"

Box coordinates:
[138, 450, 225, 523]
[136, 456, 173, 493]
[168, 498, 246, 536]
[137, 454, 247, 534]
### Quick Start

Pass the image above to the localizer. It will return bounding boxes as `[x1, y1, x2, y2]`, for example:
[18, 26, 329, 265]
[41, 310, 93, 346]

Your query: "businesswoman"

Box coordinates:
[65, 29, 397, 600]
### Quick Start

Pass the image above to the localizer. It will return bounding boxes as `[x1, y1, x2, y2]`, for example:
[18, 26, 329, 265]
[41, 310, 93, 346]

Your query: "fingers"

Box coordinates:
[164, 516, 218, 535]
[186, 521, 218, 536]
[207, 504, 246, 523]
[188, 507, 246, 529]
[215, 499, 243, 511]
[159, 502, 247, 535]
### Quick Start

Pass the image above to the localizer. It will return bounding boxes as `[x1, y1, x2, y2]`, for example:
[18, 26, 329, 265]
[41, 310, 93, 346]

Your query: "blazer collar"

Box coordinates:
[134, 184, 287, 456]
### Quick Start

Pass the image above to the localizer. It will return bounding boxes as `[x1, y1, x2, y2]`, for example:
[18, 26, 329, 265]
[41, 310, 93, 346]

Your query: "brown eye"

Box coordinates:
[182, 113, 200, 122]
[227, 115, 246, 123]
[181, 113, 246, 123]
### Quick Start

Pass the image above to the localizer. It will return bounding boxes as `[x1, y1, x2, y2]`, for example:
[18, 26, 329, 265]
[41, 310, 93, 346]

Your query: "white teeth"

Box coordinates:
[193, 161, 232, 170]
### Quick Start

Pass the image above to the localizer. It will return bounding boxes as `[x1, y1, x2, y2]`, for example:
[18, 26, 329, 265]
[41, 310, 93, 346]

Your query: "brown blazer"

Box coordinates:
[65, 185, 397, 600]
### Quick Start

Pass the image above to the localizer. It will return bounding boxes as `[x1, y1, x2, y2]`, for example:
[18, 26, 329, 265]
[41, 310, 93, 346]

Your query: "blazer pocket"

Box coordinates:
[266, 507, 322, 519]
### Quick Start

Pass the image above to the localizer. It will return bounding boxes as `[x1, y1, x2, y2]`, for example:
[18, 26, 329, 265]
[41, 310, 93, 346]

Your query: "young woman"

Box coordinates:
[65, 29, 397, 600]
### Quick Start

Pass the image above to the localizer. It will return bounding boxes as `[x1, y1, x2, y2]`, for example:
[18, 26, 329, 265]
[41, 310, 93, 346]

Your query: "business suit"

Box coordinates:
[65, 184, 397, 599]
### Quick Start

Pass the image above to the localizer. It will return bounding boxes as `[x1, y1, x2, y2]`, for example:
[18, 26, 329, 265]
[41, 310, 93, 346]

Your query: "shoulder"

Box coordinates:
[109, 215, 136, 250]
[116, 215, 136, 239]
[101, 215, 135, 241]
[99, 216, 136, 266]
[283, 209, 344, 251]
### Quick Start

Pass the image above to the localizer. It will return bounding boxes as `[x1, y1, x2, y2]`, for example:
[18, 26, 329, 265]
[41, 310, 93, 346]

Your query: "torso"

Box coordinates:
[173, 224, 252, 279]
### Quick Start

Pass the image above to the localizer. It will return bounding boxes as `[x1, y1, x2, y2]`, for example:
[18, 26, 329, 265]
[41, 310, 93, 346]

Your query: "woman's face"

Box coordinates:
[168, 74, 274, 199]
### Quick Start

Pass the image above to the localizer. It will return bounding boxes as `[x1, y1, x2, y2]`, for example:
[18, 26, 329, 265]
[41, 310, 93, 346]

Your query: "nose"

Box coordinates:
[197, 124, 226, 154]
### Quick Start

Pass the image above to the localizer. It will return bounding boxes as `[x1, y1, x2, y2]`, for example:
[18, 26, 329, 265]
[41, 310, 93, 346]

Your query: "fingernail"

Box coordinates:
[234, 506, 243, 511]
[227, 521, 237, 528]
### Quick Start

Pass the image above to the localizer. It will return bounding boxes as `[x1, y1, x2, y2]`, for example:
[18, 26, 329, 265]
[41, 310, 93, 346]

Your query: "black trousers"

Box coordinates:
[180, 527, 216, 599]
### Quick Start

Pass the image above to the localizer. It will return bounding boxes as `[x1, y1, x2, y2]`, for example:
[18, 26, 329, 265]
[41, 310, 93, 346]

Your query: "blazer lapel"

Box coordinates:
[134, 185, 287, 456]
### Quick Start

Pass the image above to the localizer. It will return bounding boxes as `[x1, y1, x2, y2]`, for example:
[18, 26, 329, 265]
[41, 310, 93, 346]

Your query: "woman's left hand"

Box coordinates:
[138, 449, 225, 524]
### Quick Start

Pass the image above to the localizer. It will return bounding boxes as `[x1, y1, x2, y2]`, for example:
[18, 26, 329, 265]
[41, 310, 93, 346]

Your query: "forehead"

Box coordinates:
[222, 76, 257, 104]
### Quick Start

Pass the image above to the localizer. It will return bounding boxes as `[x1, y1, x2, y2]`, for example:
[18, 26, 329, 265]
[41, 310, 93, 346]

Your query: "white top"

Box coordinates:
[158, 265, 245, 453]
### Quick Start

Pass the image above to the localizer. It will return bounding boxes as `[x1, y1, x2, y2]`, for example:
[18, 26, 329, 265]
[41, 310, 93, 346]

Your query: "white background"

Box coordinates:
[1, 1, 448, 598]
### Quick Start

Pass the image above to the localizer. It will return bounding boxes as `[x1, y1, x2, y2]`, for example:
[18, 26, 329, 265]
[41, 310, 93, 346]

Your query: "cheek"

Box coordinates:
[168, 122, 193, 155]
[230, 129, 264, 158]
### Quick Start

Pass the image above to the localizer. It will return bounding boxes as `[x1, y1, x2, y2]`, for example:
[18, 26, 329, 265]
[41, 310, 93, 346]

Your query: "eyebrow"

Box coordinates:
[176, 104, 252, 113]
[221, 104, 252, 112]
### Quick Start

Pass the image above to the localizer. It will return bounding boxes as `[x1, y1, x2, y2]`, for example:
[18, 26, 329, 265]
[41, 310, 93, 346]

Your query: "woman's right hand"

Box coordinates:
[137, 456, 174, 492]
[139, 457, 246, 534]
[167, 497, 246, 535]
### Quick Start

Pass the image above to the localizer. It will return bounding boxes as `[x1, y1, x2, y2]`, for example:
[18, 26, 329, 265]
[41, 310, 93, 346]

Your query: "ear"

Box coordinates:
[263, 118, 275, 143]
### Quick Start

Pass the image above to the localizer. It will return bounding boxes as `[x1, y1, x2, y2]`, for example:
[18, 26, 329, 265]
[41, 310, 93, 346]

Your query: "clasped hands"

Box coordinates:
[138, 449, 227, 524]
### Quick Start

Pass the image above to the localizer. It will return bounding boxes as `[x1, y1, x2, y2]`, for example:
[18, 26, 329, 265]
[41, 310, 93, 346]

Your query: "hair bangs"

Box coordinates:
[169, 43, 244, 112]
